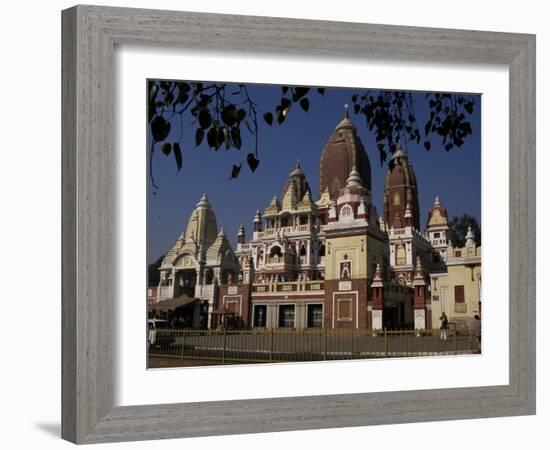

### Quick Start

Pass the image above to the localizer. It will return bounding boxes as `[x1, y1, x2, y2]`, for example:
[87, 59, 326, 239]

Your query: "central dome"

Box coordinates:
[383, 145, 420, 230]
[319, 105, 372, 200]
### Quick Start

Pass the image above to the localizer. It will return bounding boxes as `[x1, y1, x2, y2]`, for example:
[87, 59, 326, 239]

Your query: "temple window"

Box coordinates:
[318, 244, 326, 257]
[332, 179, 340, 194]
[396, 244, 406, 266]
[393, 192, 401, 205]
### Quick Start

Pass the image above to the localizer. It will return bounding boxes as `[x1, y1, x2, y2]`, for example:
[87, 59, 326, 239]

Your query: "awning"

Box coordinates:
[149, 295, 197, 312]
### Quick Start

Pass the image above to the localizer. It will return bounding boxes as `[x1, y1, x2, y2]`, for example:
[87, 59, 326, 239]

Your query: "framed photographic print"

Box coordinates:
[62, 5, 535, 444]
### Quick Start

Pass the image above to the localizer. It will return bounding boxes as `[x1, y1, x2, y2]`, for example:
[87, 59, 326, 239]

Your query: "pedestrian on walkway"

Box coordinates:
[473, 314, 482, 353]
[439, 312, 449, 341]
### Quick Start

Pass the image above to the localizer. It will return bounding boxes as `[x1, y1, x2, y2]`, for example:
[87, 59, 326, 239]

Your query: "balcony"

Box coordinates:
[255, 224, 313, 240]
[454, 303, 467, 313]
[252, 280, 324, 294]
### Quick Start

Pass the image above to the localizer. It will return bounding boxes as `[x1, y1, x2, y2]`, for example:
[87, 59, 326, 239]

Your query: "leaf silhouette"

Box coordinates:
[195, 128, 204, 146]
[161, 142, 172, 155]
[173, 143, 183, 172]
[151, 116, 171, 142]
[263, 112, 273, 126]
[247, 153, 260, 172]
[230, 164, 242, 179]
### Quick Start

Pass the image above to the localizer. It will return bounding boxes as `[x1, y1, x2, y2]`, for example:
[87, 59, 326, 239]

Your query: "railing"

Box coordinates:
[454, 303, 467, 313]
[252, 280, 324, 293]
[148, 327, 478, 367]
[255, 224, 313, 240]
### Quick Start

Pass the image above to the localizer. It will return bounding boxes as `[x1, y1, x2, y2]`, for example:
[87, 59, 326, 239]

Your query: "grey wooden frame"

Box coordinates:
[61, 5, 536, 444]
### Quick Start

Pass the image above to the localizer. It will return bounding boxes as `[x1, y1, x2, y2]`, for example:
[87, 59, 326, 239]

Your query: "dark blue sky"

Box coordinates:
[147, 83, 481, 264]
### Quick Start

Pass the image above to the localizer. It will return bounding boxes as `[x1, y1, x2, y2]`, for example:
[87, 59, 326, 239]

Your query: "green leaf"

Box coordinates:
[231, 127, 242, 149]
[230, 164, 242, 179]
[161, 142, 172, 155]
[195, 128, 204, 146]
[173, 143, 183, 172]
[148, 102, 156, 124]
[263, 112, 273, 126]
[199, 109, 212, 129]
[149, 83, 158, 102]
[150, 116, 171, 142]
[207, 128, 218, 148]
[236, 109, 247, 122]
[424, 141, 431, 151]
[221, 105, 237, 126]
[177, 82, 190, 94]
[299, 98, 310, 112]
[276, 108, 285, 124]
[293, 87, 310, 100]
[317, 88, 326, 96]
[217, 127, 226, 149]
[247, 153, 260, 172]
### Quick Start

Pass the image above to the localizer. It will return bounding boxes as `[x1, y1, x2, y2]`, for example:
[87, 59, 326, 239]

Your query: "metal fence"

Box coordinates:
[148, 327, 480, 366]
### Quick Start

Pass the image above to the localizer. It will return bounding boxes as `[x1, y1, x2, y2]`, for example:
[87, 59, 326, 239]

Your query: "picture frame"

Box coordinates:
[61, 5, 535, 444]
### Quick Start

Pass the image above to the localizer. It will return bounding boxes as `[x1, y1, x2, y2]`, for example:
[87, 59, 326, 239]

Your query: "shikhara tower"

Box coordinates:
[152, 107, 481, 330]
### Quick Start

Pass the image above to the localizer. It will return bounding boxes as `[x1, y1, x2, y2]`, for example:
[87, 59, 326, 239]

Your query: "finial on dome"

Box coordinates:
[346, 166, 363, 187]
[218, 226, 226, 237]
[196, 192, 210, 207]
[434, 195, 440, 206]
[335, 104, 355, 130]
[290, 159, 303, 177]
[392, 142, 405, 159]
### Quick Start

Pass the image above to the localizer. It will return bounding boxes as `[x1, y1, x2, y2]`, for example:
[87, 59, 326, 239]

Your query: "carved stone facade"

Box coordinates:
[153, 108, 481, 330]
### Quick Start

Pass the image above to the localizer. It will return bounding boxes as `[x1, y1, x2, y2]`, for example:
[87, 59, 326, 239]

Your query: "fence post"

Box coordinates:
[384, 328, 388, 357]
[323, 328, 328, 360]
[453, 326, 458, 355]
[269, 328, 274, 363]
[222, 328, 227, 364]
[180, 329, 186, 360]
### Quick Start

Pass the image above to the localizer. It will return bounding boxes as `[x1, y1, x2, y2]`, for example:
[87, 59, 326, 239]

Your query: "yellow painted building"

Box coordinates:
[429, 227, 482, 328]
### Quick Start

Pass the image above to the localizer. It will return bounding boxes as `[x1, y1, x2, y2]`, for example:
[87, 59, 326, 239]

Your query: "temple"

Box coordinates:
[150, 107, 481, 330]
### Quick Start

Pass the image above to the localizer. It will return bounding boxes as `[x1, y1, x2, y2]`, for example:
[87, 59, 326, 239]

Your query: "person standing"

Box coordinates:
[439, 312, 449, 341]
[473, 314, 482, 353]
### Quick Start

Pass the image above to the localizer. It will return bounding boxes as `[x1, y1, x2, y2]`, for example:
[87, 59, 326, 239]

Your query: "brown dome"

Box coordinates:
[319, 106, 372, 200]
[383, 146, 420, 230]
